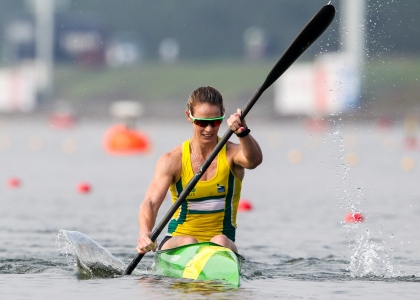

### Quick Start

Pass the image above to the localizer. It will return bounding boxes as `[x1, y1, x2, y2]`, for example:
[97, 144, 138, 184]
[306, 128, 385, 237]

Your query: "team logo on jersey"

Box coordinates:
[217, 184, 225, 193]
[188, 187, 196, 196]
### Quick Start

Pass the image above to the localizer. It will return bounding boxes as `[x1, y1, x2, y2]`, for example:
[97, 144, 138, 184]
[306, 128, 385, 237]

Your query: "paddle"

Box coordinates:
[124, 4, 335, 275]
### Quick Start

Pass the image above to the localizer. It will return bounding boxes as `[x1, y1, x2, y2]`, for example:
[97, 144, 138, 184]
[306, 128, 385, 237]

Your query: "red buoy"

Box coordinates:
[77, 182, 91, 194]
[50, 113, 76, 129]
[238, 199, 253, 212]
[404, 137, 418, 150]
[344, 212, 365, 223]
[7, 177, 21, 188]
[305, 117, 328, 133]
[376, 116, 393, 132]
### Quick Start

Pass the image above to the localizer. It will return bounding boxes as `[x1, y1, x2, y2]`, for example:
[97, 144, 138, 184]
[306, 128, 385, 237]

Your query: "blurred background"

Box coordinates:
[0, 0, 419, 122]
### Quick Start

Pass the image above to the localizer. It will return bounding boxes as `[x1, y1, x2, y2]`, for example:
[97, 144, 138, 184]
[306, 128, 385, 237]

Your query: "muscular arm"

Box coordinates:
[227, 109, 263, 175]
[232, 133, 262, 169]
[136, 148, 181, 253]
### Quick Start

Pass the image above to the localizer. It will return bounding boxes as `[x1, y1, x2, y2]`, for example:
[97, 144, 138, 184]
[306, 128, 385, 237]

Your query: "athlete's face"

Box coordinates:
[186, 103, 223, 144]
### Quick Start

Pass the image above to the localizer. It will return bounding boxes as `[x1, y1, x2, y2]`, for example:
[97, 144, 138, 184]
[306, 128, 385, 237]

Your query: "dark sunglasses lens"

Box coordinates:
[212, 120, 222, 127]
[194, 120, 208, 127]
[193, 119, 222, 127]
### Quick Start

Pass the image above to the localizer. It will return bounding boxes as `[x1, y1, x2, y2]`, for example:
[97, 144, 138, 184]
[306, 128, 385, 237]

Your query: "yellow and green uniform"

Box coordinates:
[167, 139, 242, 242]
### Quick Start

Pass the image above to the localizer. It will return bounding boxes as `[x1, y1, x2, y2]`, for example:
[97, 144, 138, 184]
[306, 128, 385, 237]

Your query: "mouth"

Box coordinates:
[202, 133, 213, 139]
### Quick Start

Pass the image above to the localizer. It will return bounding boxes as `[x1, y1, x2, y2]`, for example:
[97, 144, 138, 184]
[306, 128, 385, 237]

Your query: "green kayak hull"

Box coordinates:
[153, 242, 243, 286]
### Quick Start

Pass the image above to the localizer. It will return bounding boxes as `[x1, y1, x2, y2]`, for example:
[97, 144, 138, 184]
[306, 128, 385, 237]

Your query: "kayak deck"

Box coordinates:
[153, 242, 243, 287]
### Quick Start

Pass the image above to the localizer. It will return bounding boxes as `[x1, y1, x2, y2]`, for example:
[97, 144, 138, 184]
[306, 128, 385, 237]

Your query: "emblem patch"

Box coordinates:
[217, 184, 225, 193]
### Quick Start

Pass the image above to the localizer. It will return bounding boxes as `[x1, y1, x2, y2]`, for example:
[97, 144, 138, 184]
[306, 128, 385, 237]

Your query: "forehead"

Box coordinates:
[192, 103, 222, 117]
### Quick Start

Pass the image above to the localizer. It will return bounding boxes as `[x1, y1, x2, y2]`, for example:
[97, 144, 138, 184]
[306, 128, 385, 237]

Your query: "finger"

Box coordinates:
[236, 109, 244, 126]
[231, 116, 242, 127]
[145, 241, 157, 252]
[136, 246, 146, 254]
[230, 123, 239, 132]
[140, 235, 153, 245]
[228, 116, 239, 129]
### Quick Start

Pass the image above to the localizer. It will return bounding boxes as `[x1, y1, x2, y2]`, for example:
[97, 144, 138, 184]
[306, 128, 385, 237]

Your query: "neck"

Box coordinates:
[190, 137, 217, 157]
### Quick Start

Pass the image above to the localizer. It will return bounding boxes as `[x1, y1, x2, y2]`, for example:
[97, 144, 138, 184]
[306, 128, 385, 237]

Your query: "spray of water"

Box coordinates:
[326, 114, 396, 278]
[347, 228, 396, 278]
[56, 229, 134, 277]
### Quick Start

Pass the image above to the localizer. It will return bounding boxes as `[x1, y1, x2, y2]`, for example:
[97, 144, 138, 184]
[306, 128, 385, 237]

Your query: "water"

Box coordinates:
[1, 117, 419, 299]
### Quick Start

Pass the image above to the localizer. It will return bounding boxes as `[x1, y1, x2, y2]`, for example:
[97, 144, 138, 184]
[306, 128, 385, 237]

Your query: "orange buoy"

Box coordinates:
[7, 177, 21, 188]
[344, 212, 365, 223]
[344, 152, 359, 167]
[401, 156, 415, 171]
[77, 182, 91, 194]
[103, 125, 150, 155]
[238, 199, 253, 212]
[287, 149, 303, 164]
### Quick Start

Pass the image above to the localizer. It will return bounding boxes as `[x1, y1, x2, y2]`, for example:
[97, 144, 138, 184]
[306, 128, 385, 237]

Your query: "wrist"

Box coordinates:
[236, 126, 250, 138]
[139, 229, 151, 236]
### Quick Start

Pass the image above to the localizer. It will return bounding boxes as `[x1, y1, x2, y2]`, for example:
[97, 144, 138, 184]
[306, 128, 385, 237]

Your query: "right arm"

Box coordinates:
[136, 148, 181, 253]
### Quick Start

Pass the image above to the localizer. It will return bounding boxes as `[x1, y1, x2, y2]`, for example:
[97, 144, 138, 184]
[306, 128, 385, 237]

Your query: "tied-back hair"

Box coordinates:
[187, 86, 225, 116]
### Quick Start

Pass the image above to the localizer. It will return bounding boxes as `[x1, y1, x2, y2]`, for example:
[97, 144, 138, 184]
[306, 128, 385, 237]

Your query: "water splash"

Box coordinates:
[56, 229, 134, 277]
[347, 229, 396, 278]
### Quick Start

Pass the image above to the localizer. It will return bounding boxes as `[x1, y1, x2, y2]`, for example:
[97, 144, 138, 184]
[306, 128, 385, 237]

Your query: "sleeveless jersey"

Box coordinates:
[166, 139, 242, 242]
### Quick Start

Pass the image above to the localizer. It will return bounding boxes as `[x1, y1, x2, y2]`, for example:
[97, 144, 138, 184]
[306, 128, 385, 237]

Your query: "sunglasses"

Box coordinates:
[189, 111, 225, 128]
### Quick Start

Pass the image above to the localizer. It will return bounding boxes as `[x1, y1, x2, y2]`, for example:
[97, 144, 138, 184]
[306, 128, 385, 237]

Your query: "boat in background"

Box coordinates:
[153, 242, 243, 287]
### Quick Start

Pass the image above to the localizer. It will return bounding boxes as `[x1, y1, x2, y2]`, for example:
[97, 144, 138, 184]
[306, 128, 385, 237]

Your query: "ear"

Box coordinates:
[185, 109, 192, 122]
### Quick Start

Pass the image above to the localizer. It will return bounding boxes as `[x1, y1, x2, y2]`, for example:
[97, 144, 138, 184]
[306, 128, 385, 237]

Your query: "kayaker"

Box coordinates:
[136, 86, 263, 254]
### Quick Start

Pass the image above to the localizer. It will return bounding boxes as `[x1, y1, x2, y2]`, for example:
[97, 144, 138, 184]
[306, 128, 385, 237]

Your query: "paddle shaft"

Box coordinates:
[124, 4, 335, 275]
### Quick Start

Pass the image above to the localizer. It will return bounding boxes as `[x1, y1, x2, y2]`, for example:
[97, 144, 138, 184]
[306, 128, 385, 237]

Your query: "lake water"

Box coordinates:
[1, 116, 419, 299]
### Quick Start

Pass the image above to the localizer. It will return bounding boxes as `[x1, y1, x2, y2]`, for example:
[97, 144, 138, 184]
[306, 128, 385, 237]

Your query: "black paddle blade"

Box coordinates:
[123, 4, 336, 276]
[240, 4, 335, 120]
[261, 4, 335, 93]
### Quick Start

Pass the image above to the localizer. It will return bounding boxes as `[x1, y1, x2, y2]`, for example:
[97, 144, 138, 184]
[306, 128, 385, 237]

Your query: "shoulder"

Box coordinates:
[225, 141, 244, 179]
[226, 141, 240, 156]
[225, 141, 241, 164]
[155, 144, 183, 182]
[159, 144, 182, 166]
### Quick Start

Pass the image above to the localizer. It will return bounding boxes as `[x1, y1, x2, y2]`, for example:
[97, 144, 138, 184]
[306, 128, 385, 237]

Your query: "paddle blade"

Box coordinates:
[261, 4, 336, 92]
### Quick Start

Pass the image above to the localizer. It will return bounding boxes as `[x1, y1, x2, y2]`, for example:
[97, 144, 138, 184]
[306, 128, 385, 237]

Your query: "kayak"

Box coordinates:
[153, 242, 243, 287]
